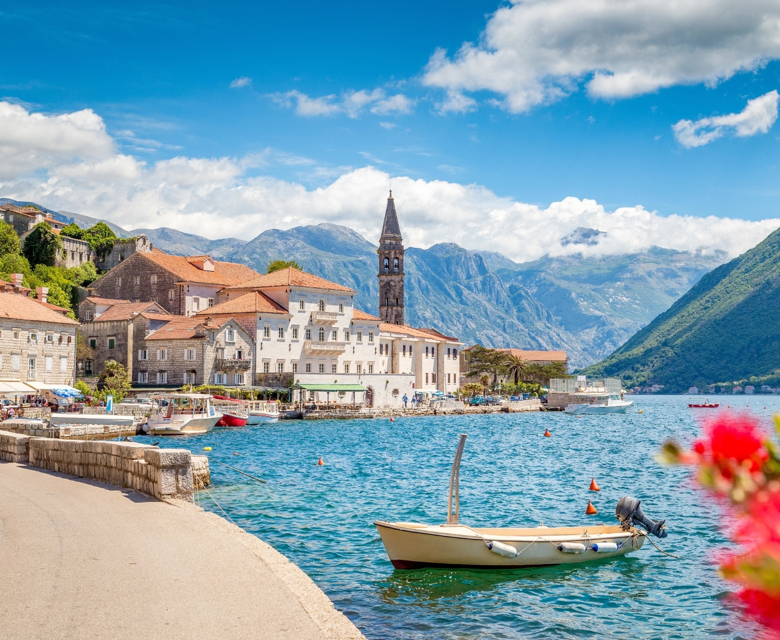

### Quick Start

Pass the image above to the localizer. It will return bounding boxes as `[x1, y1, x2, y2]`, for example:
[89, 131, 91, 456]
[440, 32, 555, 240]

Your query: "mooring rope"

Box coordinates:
[208, 458, 267, 484]
[201, 484, 236, 525]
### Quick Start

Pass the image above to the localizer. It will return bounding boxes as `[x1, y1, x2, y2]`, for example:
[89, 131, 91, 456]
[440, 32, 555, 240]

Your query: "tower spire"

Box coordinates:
[378, 191, 405, 325]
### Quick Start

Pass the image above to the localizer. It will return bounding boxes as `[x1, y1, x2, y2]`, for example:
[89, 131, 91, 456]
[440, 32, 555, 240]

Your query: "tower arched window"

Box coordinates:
[393, 258, 399, 272]
[318, 300, 325, 312]
[318, 327, 325, 341]
[385, 297, 389, 306]
[383, 258, 389, 273]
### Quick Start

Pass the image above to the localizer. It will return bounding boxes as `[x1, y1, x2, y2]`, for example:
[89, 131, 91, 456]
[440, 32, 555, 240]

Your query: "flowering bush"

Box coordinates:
[660, 412, 780, 634]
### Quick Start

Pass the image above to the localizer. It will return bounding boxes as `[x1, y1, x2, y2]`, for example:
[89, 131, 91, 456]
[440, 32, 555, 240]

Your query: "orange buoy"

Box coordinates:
[233, 452, 238, 456]
[390, 417, 395, 422]
[544, 428, 551, 437]
[586, 500, 598, 515]
[317, 457, 324, 466]
[589, 477, 601, 491]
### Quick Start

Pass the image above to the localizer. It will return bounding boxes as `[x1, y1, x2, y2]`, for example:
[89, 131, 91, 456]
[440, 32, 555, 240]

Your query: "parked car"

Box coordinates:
[485, 396, 502, 406]
[468, 396, 487, 406]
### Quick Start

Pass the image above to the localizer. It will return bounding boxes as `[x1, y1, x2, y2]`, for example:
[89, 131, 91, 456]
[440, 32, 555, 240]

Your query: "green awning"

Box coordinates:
[292, 383, 367, 392]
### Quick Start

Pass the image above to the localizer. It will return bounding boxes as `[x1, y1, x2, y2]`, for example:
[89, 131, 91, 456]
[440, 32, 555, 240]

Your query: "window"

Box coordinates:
[157, 348, 168, 361]
[235, 373, 245, 385]
[85, 310, 92, 321]
[292, 363, 298, 373]
[331, 330, 337, 341]
[356, 331, 362, 342]
[108, 338, 115, 350]
[432, 373, 436, 384]
[12, 354, 19, 371]
[402, 345, 406, 356]
[226, 329, 235, 343]
[13, 330, 19, 340]
[263, 362, 270, 373]
[193, 297, 200, 311]
[67, 335, 72, 344]
[383, 257, 389, 273]
[185, 348, 196, 361]
[356, 363, 362, 374]
[452, 349, 457, 358]
[184, 372, 196, 384]
[79, 252, 83, 262]
[45, 356, 52, 372]
[318, 327, 325, 341]
[116, 277, 122, 286]
[138, 371, 148, 384]
[447, 373, 451, 383]
[89, 338, 96, 349]
[58, 356, 67, 373]
[138, 349, 148, 361]
[235, 349, 244, 360]
[426, 373, 429, 384]
[318, 300, 325, 311]
[157, 372, 168, 384]
[168, 289, 175, 301]
[344, 330, 350, 342]
[278, 327, 284, 339]
[344, 363, 350, 374]
[305, 363, 311, 373]
[208, 298, 214, 308]
[84, 360, 93, 375]
[29, 332, 38, 342]
[151, 274, 157, 284]
[409, 345, 413, 356]
[368, 364, 374, 374]
[292, 327, 299, 339]
[263, 326, 270, 338]
[331, 363, 337, 374]
[277, 361, 284, 373]
[216, 347, 225, 359]
[368, 332, 374, 343]
[385, 298, 389, 306]
[28, 357, 36, 374]
[339, 303, 344, 313]
[133, 276, 140, 285]
[299, 299, 305, 310]
[318, 363, 325, 373]
[305, 328, 312, 340]
[431, 348, 435, 357]
[393, 257, 399, 272]
[214, 373, 227, 385]
[46, 333, 54, 344]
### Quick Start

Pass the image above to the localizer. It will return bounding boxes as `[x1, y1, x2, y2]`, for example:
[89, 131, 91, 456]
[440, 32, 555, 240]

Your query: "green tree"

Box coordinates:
[60, 223, 86, 240]
[506, 354, 527, 385]
[0, 220, 20, 256]
[465, 345, 510, 386]
[23, 223, 62, 267]
[267, 259, 302, 273]
[0, 253, 32, 280]
[96, 360, 131, 402]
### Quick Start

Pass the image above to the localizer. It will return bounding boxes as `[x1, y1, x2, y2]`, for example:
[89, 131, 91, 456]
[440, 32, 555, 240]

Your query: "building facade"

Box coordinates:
[0, 279, 78, 386]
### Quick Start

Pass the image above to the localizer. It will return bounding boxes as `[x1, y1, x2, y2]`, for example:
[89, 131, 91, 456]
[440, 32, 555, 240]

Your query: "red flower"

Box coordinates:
[693, 413, 769, 475]
[736, 588, 780, 637]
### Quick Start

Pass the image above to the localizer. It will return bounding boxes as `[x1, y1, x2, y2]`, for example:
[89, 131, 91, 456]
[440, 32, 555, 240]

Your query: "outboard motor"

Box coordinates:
[616, 496, 667, 538]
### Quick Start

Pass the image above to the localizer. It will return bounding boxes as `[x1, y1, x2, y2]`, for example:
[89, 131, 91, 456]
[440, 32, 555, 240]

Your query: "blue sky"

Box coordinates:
[2, 1, 780, 261]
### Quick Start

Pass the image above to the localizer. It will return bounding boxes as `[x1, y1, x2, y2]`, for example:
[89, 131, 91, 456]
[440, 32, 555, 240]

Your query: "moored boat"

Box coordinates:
[565, 393, 633, 414]
[246, 400, 280, 424]
[147, 393, 221, 435]
[215, 411, 248, 427]
[688, 398, 719, 408]
[212, 395, 249, 427]
[375, 435, 668, 570]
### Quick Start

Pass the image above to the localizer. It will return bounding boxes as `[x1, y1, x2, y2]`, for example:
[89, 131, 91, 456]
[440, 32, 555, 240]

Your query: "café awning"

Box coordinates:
[0, 380, 37, 395]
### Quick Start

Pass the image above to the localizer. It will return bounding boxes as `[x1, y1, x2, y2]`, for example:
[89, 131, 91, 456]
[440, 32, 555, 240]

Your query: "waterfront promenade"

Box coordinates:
[0, 462, 364, 640]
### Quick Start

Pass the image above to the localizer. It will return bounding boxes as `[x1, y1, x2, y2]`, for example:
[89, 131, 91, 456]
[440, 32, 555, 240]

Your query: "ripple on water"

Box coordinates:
[136, 396, 773, 639]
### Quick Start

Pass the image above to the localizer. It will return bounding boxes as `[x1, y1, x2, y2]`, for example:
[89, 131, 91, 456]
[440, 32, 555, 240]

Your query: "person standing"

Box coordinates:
[402, 393, 408, 409]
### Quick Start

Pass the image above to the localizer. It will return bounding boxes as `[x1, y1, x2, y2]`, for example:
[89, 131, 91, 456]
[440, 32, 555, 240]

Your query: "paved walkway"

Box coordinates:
[0, 462, 364, 640]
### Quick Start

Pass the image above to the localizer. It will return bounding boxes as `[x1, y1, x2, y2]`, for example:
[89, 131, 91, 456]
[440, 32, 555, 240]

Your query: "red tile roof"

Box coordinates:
[0, 292, 78, 325]
[380, 323, 459, 341]
[195, 291, 288, 316]
[225, 267, 354, 293]
[35, 300, 71, 316]
[85, 296, 132, 305]
[144, 315, 233, 341]
[495, 348, 568, 362]
[353, 308, 380, 321]
[93, 302, 168, 322]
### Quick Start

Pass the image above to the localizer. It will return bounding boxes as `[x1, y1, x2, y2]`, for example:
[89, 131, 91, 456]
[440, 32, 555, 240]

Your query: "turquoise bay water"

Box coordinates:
[137, 396, 777, 639]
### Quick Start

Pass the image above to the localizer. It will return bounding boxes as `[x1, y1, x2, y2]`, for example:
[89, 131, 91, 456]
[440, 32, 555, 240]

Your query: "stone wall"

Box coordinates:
[191, 454, 210, 489]
[0, 318, 78, 386]
[0, 431, 30, 462]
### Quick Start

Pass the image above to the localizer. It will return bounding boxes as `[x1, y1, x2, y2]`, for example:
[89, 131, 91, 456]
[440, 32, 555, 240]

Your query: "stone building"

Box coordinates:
[378, 191, 405, 325]
[0, 277, 78, 386]
[76, 299, 169, 378]
[87, 249, 260, 316]
[97, 235, 153, 271]
[0, 203, 66, 237]
[56, 233, 95, 270]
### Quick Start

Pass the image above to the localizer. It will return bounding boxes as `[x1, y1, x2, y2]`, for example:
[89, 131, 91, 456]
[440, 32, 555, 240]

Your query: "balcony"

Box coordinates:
[215, 358, 252, 371]
[304, 340, 347, 354]
[311, 311, 339, 323]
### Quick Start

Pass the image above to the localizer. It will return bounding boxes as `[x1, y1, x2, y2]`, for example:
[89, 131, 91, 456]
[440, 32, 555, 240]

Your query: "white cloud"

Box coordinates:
[379, 122, 397, 129]
[423, 0, 780, 112]
[436, 90, 477, 115]
[271, 88, 415, 118]
[229, 77, 252, 89]
[2, 101, 778, 263]
[673, 90, 780, 147]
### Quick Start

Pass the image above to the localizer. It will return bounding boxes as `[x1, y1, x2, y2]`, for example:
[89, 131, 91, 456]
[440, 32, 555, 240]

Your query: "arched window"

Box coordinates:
[318, 327, 325, 341]
[383, 258, 389, 273]
[385, 297, 389, 306]
[318, 300, 325, 311]
[393, 257, 399, 272]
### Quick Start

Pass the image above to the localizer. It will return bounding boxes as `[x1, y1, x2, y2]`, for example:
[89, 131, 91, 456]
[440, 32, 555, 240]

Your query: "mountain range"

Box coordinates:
[0, 199, 729, 368]
[583, 226, 780, 392]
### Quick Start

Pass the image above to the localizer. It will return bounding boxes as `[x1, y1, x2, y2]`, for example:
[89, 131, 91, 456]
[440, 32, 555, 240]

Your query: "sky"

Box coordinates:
[2, 0, 780, 262]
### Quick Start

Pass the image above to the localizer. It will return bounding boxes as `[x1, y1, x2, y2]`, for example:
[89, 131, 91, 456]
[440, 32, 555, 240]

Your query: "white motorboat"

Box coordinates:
[246, 400, 280, 424]
[147, 393, 222, 435]
[565, 393, 633, 414]
[375, 435, 668, 569]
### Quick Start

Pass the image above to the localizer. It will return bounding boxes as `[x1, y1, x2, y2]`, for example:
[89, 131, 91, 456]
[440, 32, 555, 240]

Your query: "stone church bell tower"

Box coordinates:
[378, 191, 405, 325]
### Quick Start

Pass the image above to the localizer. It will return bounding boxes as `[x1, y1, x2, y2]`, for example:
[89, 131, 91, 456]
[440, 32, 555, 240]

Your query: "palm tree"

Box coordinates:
[479, 374, 490, 397]
[506, 355, 526, 385]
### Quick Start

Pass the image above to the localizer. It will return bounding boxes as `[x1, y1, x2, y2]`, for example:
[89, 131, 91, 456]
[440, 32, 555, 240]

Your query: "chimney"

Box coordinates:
[36, 287, 48, 303]
[11, 273, 23, 291]
[204, 317, 213, 327]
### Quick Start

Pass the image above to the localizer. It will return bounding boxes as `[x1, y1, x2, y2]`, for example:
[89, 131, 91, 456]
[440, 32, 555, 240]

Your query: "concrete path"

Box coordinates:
[0, 462, 365, 640]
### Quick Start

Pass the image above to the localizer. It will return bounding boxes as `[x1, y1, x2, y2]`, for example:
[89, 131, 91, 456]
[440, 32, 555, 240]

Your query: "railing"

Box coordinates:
[215, 358, 252, 371]
[550, 377, 622, 394]
[311, 311, 339, 323]
[304, 340, 347, 353]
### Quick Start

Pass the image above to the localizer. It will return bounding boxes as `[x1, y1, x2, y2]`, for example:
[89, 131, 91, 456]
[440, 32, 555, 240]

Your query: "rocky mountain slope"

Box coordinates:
[583, 226, 780, 391]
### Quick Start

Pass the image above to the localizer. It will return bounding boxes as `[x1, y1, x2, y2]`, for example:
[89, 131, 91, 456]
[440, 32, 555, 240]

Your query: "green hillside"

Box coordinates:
[583, 226, 780, 392]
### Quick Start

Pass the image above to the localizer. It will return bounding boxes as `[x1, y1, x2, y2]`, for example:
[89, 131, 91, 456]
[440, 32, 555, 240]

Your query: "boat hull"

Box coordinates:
[689, 404, 719, 408]
[375, 521, 645, 569]
[215, 412, 247, 427]
[150, 414, 221, 435]
[247, 412, 279, 425]
[565, 402, 632, 415]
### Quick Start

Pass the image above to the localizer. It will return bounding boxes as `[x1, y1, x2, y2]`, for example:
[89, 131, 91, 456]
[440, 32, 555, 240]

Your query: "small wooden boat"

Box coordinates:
[688, 398, 719, 408]
[215, 412, 247, 427]
[147, 393, 221, 435]
[375, 435, 667, 569]
[212, 396, 248, 427]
